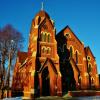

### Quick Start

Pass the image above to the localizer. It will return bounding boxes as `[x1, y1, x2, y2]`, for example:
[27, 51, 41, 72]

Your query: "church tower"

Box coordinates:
[12, 6, 100, 99]
[27, 10, 62, 97]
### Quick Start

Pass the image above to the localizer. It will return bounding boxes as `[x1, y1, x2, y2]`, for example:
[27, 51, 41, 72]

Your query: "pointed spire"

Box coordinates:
[41, 2, 44, 11]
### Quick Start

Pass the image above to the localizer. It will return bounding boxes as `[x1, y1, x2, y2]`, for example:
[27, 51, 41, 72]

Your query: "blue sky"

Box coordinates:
[0, 0, 100, 73]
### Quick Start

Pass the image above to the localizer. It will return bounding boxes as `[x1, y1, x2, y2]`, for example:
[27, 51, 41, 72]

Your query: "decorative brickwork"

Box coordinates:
[12, 10, 99, 98]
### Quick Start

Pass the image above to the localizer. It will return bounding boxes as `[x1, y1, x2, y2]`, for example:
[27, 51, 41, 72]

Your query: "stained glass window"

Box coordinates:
[42, 47, 46, 53]
[48, 34, 50, 42]
[47, 47, 51, 54]
[88, 64, 92, 73]
[70, 47, 73, 58]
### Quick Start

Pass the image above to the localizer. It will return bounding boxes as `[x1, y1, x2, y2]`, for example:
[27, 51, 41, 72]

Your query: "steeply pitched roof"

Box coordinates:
[35, 10, 50, 19]
[38, 58, 58, 74]
[17, 51, 28, 64]
[84, 46, 95, 59]
[56, 25, 83, 45]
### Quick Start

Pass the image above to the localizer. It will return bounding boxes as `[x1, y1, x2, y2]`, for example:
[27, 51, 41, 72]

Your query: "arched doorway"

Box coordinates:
[42, 67, 50, 96]
[61, 61, 76, 95]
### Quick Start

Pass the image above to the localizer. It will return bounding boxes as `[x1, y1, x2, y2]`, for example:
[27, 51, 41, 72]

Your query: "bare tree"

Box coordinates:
[0, 24, 24, 98]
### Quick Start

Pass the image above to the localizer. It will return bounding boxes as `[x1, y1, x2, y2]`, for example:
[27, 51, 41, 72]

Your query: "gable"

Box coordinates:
[56, 25, 84, 53]
[85, 46, 95, 59]
[17, 51, 28, 64]
[38, 58, 58, 74]
[39, 17, 55, 37]
[64, 26, 83, 46]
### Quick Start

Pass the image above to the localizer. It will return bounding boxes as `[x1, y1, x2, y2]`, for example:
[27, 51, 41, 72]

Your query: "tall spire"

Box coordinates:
[41, 2, 44, 11]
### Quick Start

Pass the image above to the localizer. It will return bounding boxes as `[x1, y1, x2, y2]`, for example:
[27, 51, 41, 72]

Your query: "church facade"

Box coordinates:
[12, 10, 100, 98]
[56, 26, 99, 93]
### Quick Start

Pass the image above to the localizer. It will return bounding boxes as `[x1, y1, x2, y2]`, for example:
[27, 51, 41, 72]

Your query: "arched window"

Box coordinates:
[47, 34, 50, 42]
[42, 48, 45, 53]
[76, 51, 78, 64]
[70, 46, 73, 58]
[47, 47, 51, 54]
[41, 32, 46, 42]
[42, 47, 46, 54]
[44, 33, 46, 42]
[88, 63, 92, 73]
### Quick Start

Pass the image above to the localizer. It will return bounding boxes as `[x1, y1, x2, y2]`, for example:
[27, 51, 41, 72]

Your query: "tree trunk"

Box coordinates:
[0, 50, 6, 99]
[6, 51, 12, 89]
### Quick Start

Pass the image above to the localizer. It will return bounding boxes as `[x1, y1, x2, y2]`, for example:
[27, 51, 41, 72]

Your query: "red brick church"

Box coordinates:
[12, 9, 100, 98]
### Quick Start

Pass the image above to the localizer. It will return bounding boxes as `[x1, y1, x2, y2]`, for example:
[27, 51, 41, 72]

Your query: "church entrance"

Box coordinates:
[42, 67, 50, 96]
[61, 61, 76, 95]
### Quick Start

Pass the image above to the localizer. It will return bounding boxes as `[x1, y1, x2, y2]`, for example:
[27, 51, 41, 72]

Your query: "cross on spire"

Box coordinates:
[41, 2, 44, 10]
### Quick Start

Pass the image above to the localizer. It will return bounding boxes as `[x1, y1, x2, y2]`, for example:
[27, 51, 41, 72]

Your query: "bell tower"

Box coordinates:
[28, 10, 60, 63]
[27, 10, 62, 97]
